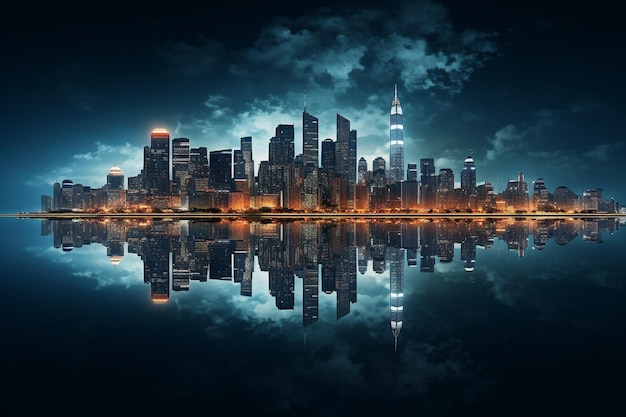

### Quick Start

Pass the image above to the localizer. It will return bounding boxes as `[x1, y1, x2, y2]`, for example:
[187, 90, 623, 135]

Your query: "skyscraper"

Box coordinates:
[209, 149, 232, 191]
[320, 138, 335, 207]
[240, 136, 255, 197]
[389, 84, 404, 184]
[357, 157, 367, 185]
[335, 114, 356, 208]
[302, 100, 319, 210]
[106, 165, 124, 190]
[461, 156, 477, 200]
[172, 138, 190, 194]
[147, 128, 170, 196]
[420, 158, 436, 208]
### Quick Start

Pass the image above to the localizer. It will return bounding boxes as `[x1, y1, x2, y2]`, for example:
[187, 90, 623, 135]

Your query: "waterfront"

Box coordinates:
[1, 216, 625, 416]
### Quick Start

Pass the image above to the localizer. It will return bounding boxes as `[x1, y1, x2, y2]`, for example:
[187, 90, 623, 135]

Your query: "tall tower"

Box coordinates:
[420, 158, 436, 208]
[389, 85, 404, 184]
[147, 128, 170, 196]
[209, 149, 233, 191]
[461, 156, 477, 198]
[106, 165, 124, 190]
[335, 114, 356, 208]
[172, 137, 190, 194]
[302, 94, 319, 210]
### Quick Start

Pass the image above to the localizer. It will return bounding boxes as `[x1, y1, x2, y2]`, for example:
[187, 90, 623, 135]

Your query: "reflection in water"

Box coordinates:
[41, 217, 621, 348]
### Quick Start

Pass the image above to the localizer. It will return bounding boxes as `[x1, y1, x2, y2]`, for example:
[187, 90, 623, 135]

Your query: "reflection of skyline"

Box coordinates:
[42, 218, 621, 335]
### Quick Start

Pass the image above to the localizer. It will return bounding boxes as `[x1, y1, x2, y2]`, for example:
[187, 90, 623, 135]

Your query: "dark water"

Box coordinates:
[1, 217, 625, 416]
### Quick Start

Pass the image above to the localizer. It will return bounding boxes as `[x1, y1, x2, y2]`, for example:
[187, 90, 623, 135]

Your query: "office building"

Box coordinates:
[172, 138, 190, 194]
[147, 128, 170, 196]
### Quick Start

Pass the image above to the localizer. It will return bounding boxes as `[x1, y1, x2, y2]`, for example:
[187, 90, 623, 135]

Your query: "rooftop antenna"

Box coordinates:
[303, 90, 307, 113]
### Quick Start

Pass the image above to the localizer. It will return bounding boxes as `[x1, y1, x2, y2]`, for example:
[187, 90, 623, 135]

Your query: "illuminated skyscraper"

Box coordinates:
[172, 138, 190, 194]
[106, 165, 124, 190]
[461, 156, 477, 201]
[302, 98, 319, 210]
[389, 84, 404, 184]
[240, 136, 255, 197]
[357, 157, 367, 185]
[209, 149, 232, 191]
[147, 128, 170, 196]
[106, 165, 125, 208]
[335, 114, 356, 208]
[420, 158, 436, 208]
[320, 138, 335, 207]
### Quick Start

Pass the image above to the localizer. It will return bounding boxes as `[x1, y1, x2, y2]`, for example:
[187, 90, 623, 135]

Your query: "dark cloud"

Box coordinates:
[246, 1, 498, 94]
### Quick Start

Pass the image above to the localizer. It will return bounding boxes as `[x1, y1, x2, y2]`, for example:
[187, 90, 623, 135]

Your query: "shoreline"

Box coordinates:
[2, 211, 625, 220]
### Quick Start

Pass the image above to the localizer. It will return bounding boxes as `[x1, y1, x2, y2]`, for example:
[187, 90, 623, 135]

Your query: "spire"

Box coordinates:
[303, 90, 307, 113]
[391, 84, 401, 109]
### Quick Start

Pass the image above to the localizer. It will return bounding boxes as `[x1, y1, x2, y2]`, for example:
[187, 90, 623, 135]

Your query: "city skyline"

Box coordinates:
[39, 117, 621, 214]
[2, 0, 624, 213]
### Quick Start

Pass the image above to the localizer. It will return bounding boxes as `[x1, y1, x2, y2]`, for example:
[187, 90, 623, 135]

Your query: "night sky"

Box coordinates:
[2, 0, 624, 213]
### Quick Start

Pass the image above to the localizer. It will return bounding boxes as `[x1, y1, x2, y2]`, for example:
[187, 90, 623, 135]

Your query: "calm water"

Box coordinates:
[1, 217, 625, 416]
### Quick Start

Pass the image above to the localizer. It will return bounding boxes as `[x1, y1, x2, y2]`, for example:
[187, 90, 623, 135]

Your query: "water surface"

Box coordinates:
[1, 217, 625, 416]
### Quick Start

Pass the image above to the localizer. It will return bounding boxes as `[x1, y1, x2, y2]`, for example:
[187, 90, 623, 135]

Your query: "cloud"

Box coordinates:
[245, 1, 498, 94]
[486, 124, 524, 160]
[25, 142, 144, 189]
[584, 143, 624, 162]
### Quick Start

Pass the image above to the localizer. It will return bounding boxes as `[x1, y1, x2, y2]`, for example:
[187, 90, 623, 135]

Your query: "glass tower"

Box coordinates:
[389, 85, 404, 184]
[302, 99, 319, 210]
[147, 128, 170, 196]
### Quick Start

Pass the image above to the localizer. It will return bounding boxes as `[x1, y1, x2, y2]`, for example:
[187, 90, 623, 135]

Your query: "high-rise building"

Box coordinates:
[189, 147, 209, 192]
[461, 156, 477, 199]
[371, 157, 387, 210]
[106, 165, 124, 190]
[172, 138, 190, 194]
[320, 138, 335, 207]
[420, 158, 437, 208]
[357, 157, 367, 185]
[240, 136, 255, 197]
[335, 114, 356, 208]
[147, 128, 170, 196]
[302, 102, 319, 210]
[106, 165, 125, 209]
[407, 162, 418, 182]
[389, 85, 404, 184]
[209, 149, 233, 191]
[437, 168, 454, 210]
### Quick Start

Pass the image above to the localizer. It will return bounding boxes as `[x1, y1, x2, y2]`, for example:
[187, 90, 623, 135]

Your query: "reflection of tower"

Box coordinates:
[106, 221, 125, 266]
[420, 222, 436, 272]
[302, 223, 319, 326]
[388, 228, 404, 351]
[142, 221, 171, 303]
[461, 231, 477, 272]
[389, 84, 404, 184]
[172, 220, 191, 292]
[335, 222, 356, 320]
